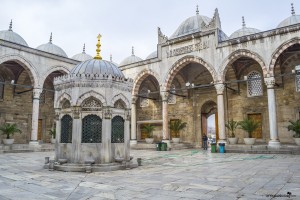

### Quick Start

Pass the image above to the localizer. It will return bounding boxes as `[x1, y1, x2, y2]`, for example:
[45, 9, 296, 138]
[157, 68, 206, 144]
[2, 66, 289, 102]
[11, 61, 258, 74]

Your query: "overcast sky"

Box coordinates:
[0, 0, 296, 64]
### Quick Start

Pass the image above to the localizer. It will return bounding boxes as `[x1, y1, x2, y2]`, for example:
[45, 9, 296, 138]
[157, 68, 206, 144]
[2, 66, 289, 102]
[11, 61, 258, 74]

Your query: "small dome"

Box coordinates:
[72, 44, 93, 62]
[120, 47, 142, 66]
[277, 4, 300, 28]
[146, 51, 157, 59]
[230, 17, 261, 39]
[170, 12, 211, 39]
[71, 59, 124, 78]
[36, 33, 68, 57]
[0, 21, 28, 46]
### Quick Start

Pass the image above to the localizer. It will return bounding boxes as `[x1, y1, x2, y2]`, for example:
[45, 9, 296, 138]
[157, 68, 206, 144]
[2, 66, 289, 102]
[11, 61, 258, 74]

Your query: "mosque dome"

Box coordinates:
[71, 44, 93, 62]
[36, 33, 68, 57]
[0, 20, 28, 46]
[277, 4, 300, 28]
[170, 6, 211, 39]
[230, 17, 261, 39]
[146, 51, 157, 59]
[119, 47, 143, 66]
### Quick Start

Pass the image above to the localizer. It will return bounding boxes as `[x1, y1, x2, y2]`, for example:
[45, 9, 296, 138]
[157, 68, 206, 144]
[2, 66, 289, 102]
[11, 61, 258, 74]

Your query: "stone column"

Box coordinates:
[130, 98, 137, 145]
[265, 77, 280, 147]
[102, 107, 112, 163]
[29, 88, 42, 146]
[162, 92, 170, 146]
[54, 108, 61, 161]
[124, 111, 130, 161]
[215, 84, 226, 143]
[72, 106, 82, 163]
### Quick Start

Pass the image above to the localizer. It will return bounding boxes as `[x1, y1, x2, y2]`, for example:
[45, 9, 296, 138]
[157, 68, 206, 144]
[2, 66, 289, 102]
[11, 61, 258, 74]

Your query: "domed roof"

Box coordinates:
[230, 17, 261, 39]
[170, 7, 211, 39]
[146, 51, 157, 59]
[36, 33, 68, 57]
[71, 59, 124, 78]
[71, 44, 93, 62]
[0, 20, 28, 46]
[120, 47, 142, 66]
[277, 4, 300, 28]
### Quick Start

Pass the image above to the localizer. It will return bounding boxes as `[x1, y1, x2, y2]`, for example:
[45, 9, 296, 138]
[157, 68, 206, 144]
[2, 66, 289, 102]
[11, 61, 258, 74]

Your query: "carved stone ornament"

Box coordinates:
[161, 91, 169, 102]
[54, 108, 61, 121]
[215, 84, 225, 95]
[125, 109, 131, 121]
[32, 88, 43, 99]
[72, 106, 81, 119]
[103, 107, 112, 119]
[264, 77, 276, 89]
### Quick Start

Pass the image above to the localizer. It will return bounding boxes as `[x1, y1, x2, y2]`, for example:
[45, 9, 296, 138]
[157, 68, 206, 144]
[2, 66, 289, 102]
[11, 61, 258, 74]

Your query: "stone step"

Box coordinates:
[4, 149, 34, 153]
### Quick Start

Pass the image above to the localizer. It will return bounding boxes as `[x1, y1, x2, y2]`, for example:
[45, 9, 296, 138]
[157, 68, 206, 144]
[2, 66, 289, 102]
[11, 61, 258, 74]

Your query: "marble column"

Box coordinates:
[215, 84, 226, 143]
[124, 111, 130, 161]
[130, 98, 137, 145]
[54, 109, 61, 161]
[162, 92, 170, 146]
[265, 77, 280, 147]
[29, 88, 42, 146]
[102, 107, 112, 163]
[72, 106, 82, 163]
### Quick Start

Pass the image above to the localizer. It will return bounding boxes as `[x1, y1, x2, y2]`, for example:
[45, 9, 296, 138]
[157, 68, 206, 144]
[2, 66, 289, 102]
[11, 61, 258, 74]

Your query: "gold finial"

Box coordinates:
[242, 16, 246, 27]
[94, 34, 102, 60]
[8, 20, 12, 31]
[196, 5, 199, 15]
[291, 3, 295, 15]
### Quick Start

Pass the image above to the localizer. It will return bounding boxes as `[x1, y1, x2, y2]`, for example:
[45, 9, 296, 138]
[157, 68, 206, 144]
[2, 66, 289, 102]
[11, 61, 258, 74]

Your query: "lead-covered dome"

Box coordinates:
[71, 59, 124, 78]
[146, 51, 157, 59]
[0, 21, 28, 46]
[120, 47, 142, 66]
[36, 33, 68, 57]
[71, 44, 93, 62]
[170, 8, 211, 39]
[277, 4, 300, 28]
[230, 17, 261, 39]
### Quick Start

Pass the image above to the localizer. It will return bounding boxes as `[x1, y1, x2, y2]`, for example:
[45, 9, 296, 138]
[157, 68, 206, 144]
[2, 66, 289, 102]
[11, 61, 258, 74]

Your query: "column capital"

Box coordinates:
[125, 109, 131, 121]
[103, 107, 112, 119]
[161, 91, 169, 102]
[131, 97, 137, 104]
[32, 88, 43, 99]
[71, 106, 81, 119]
[214, 83, 225, 95]
[54, 108, 61, 121]
[264, 77, 276, 89]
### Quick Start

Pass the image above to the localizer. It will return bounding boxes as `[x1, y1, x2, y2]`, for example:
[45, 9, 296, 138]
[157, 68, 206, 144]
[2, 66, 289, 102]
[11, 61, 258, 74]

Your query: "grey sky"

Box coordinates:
[0, 0, 296, 64]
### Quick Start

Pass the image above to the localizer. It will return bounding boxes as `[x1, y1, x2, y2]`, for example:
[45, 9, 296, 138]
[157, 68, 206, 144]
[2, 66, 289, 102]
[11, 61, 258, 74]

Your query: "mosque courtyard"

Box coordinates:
[0, 150, 299, 200]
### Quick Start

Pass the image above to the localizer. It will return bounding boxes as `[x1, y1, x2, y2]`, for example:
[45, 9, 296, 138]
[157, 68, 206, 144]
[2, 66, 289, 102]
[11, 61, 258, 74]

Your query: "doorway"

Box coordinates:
[201, 101, 218, 142]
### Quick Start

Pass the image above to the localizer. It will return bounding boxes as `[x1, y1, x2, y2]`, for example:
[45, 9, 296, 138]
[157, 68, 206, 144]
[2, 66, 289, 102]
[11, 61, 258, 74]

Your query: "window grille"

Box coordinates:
[168, 84, 176, 104]
[111, 116, 124, 143]
[39, 90, 45, 103]
[247, 71, 263, 96]
[82, 115, 102, 143]
[140, 87, 149, 107]
[61, 115, 73, 143]
[0, 76, 4, 100]
[81, 97, 102, 111]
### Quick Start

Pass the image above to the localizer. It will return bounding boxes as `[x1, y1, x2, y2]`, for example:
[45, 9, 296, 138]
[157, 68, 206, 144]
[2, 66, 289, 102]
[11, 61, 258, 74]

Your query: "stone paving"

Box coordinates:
[0, 149, 299, 200]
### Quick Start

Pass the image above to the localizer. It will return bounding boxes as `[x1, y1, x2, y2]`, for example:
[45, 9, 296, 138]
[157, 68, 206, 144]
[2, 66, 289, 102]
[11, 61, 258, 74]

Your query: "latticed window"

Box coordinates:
[295, 65, 300, 92]
[111, 116, 124, 143]
[61, 115, 73, 143]
[62, 100, 71, 109]
[140, 87, 149, 107]
[247, 71, 263, 97]
[114, 99, 126, 109]
[39, 90, 45, 104]
[82, 115, 102, 143]
[81, 97, 102, 111]
[0, 76, 4, 100]
[168, 84, 176, 104]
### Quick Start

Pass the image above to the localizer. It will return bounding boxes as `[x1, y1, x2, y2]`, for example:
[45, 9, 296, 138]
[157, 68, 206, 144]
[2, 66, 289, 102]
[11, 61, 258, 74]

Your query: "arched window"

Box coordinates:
[295, 65, 300, 92]
[0, 75, 4, 100]
[247, 71, 263, 97]
[81, 97, 102, 111]
[82, 115, 102, 143]
[114, 99, 126, 109]
[140, 87, 149, 107]
[168, 84, 176, 104]
[111, 116, 124, 143]
[62, 100, 71, 109]
[61, 115, 73, 143]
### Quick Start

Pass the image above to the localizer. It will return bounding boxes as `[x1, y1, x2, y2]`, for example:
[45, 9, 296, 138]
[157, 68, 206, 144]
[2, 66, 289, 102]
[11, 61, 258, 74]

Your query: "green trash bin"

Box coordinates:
[161, 142, 168, 151]
[156, 143, 162, 151]
[211, 143, 217, 153]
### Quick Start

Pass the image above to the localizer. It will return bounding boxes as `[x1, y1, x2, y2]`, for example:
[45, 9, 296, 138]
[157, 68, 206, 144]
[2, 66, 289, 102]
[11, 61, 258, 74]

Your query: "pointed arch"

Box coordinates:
[269, 38, 300, 76]
[76, 90, 106, 106]
[112, 93, 130, 108]
[163, 55, 217, 91]
[0, 54, 38, 87]
[220, 49, 267, 81]
[55, 92, 72, 108]
[132, 69, 160, 97]
[40, 65, 70, 86]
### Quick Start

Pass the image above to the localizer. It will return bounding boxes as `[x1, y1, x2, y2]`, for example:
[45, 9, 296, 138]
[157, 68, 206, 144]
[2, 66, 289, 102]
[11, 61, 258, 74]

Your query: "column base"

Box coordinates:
[29, 140, 41, 151]
[268, 140, 281, 149]
[130, 140, 137, 145]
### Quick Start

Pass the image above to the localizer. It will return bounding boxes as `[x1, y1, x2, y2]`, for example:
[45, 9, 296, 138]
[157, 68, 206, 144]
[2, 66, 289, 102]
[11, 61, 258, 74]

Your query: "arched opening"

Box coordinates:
[0, 60, 35, 143]
[61, 114, 73, 143]
[201, 101, 218, 143]
[111, 116, 125, 143]
[82, 115, 102, 143]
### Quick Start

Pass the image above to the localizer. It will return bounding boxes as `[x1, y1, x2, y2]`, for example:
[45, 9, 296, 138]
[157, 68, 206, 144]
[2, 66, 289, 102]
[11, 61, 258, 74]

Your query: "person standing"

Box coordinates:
[202, 133, 208, 150]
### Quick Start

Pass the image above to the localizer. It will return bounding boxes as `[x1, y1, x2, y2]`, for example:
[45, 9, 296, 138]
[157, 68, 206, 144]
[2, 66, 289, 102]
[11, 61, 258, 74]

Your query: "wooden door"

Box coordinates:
[201, 114, 207, 136]
[38, 119, 43, 140]
[248, 114, 262, 138]
[215, 113, 219, 140]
